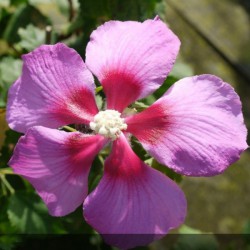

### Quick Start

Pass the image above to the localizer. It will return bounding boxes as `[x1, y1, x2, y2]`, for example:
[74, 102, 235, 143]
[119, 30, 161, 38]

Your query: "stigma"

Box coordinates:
[89, 110, 127, 140]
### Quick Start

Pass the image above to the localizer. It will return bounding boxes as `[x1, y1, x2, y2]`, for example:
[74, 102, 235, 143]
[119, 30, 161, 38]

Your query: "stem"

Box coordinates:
[9, 44, 22, 57]
[95, 86, 103, 94]
[68, 0, 74, 22]
[62, 126, 77, 132]
[98, 155, 104, 165]
[1, 180, 7, 196]
[0, 175, 15, 194]
[0, 108, 6, 114]
[0, 168, 15, 175]
[45, 25, 52, 44]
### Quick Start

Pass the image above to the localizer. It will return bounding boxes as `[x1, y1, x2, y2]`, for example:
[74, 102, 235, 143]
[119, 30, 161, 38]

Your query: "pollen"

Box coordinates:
[89, 110, 127, 140]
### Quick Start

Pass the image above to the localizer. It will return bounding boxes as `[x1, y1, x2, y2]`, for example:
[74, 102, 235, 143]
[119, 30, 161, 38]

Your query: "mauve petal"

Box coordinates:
[9, 126, 106, 216]
[86, 18, 180, 112]
[126, 74, 248, 176]
[7, 43, 98, 133]
[83, 134, 186, 249]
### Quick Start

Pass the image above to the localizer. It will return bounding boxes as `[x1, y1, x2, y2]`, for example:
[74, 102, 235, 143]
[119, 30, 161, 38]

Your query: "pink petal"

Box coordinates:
[126, 75, 248, 176]
[9, 126, 106, 216]
[7, 43, 98, 133]
[83, 134, 186, 249]
[86, 18, 180, 112]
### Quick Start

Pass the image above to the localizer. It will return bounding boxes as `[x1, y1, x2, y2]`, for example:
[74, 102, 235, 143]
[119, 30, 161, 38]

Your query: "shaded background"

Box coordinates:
[0, 0, 249, 249]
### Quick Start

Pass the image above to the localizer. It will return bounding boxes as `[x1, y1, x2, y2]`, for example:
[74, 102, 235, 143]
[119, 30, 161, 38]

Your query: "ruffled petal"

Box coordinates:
[126, 75, 248, 176]
[83, 134, 186, 249]
[86, 18, 180, 112]
[7, 43, 98, 133]
[9, 126, 106, 216]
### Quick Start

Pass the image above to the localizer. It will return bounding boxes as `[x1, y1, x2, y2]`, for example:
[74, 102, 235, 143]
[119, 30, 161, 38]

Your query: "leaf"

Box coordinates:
[0, 40, 10, 56]
[0, 57, 22, 85]
[109, 0, 159, 21]
[179, 225, 203, 234]
[0, 8, 11, 39]
[0, 0, 10, 8]
[142, 61, 193, 106]
[0, 57, 22, 107]
[0, 197, 21, 248]
[17, 24, 45, 51]
[0, 129, 21, 169]
[0, 236, 21, 250]
[174, 225, 219, 250]
[131, 137, 150, 162]
[55, 0, 79, 16]
[170, 60, 194, 79]
[7, 191, 66, 233]
[243, 220, 250, 244]
[88, 155, 104, 193]
[10, 0, 28, 6]
[131, 101, 149, 112]
[76, 0, 160, 57]
[143, 75, 179, 105]
[3, 4, 49, 44]
[0, 109, 8, 149]
[78, 0, 110, 19]
[0, 196, 16, 233]
[95, 95, 103, 110]
[79, 0, 159, 21]
[149, 158, 183, 183]
[8, 192, 48, 233]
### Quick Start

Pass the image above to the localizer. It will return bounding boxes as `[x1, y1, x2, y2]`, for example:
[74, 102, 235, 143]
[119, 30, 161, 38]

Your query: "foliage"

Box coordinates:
[0, 57, 22, 107]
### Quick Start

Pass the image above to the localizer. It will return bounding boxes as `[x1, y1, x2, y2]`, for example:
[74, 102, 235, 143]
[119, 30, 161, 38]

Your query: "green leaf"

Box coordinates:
[0, 109, 8, 150]
[17, 24, 45, 51]
[55, 0, 79, 16]
[28, 0, 51, 4]
[0, 0, 10, 8]
[148, 158, 183, 183]
[88, 156, 104, 193]
[3, 4, 49, 44]
[131, 101, 149, 112]
[179, 225, 203, 234]
[7, 191, 67, 234]
[0, 129, 21, 169]
[0, 235, 21, 250]
[0, 197, 21, 250]
[0, 57, 22, 107]
[0, 9, 11, 39]
[10, 0, 28, 6]
[0, 196, 17, 233]
[170, 60, 194, 79]
[131, 137, 150, 162]
[143, 75, 179, 105]
[79, 0, 159, 22]
[0, 57, 22, 85]
[95, 94, 103, 110]
[78, 0, 110, 19]
[95, 86, 103, 94]
[243, 220, 250, 234]
[243, 220, 250, 244]
[174, 225, 219, 250]
[8, 192, 48, 233]
[142, 61, 193, 106]
[109, 0, 159, 21]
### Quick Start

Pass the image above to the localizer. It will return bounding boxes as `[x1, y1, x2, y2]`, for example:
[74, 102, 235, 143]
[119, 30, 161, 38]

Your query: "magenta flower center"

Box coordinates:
[89, 110, 127, 140]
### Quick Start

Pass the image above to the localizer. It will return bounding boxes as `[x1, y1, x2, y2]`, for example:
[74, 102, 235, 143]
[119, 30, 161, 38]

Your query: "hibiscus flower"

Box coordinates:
[7, 17, 247, 249]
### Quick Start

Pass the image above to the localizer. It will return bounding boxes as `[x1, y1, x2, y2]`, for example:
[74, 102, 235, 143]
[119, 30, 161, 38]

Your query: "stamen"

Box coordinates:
[90, 110, 127, 140]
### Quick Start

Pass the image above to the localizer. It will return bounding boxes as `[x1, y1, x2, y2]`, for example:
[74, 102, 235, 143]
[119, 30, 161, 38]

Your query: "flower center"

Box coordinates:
[89, 110, 127, 140]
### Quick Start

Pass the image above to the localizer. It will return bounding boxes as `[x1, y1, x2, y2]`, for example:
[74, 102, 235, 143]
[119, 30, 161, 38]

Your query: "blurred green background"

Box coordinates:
[0, 0, 249, 249]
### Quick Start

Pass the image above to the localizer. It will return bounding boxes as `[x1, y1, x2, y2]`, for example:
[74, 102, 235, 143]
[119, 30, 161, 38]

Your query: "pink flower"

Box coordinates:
[7, 17, 247, 249]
